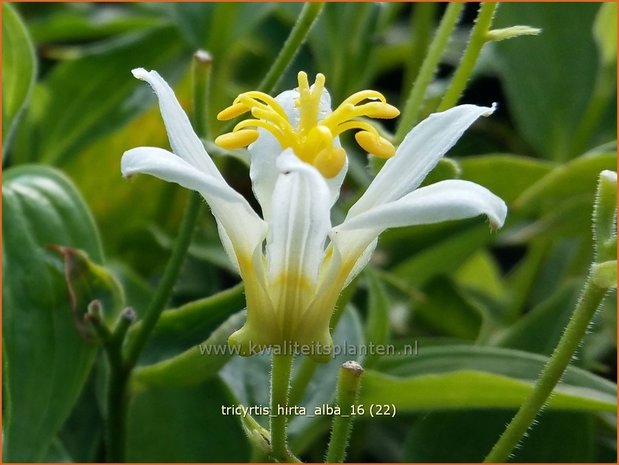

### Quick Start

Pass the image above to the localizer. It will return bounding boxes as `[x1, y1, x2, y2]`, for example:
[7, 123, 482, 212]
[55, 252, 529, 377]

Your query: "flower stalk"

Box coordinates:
[484, 276, 610, 462]
[270, 354, 299, 462]
[437, 2, 498, 112]
[395, 2, 464, 143]
[326, 361, 365, 463]
[484, 171, 617, 462]
[258, 2, 324, 94]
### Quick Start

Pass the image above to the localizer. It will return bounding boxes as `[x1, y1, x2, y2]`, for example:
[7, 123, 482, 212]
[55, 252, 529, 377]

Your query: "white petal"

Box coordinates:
[121, 147, 266, 261]
[334, 179, 507, 261]
[348, 104, 496, 217]
[248, 87, 346, 220]
[248, 128, 281, 221]
[132, 68, 223, 179]
[267, 149, 332, 284]
[342, 238, 378, 287]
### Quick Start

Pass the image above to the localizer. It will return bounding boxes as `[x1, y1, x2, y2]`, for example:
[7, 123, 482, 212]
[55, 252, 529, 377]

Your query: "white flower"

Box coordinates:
[121, 69, 507, 360]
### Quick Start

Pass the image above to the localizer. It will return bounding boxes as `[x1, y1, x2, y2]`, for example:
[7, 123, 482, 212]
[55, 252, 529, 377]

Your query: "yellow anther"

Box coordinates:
[215, 129, 259, 149]
[217, 103, 249, 121]
[355, 131, 395, 159]
[314, 147, 346, 178]
[358, 102, 400, 119]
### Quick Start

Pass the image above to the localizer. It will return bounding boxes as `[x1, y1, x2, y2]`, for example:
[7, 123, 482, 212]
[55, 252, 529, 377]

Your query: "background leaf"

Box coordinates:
[2, 3, 36, 157]
[126, 378, 250, 462]
[2, 165, 105, 461]
[493, 3, 612, 160]
[11, 26, 187, 166]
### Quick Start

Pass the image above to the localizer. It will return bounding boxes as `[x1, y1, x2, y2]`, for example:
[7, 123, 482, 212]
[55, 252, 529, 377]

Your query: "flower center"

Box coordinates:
[215, 72, 400, 178]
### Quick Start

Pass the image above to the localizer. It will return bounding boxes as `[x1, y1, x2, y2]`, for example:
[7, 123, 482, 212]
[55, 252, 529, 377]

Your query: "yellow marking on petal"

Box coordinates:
[214, 129, 259, 149]
[215, 71, 399, 178]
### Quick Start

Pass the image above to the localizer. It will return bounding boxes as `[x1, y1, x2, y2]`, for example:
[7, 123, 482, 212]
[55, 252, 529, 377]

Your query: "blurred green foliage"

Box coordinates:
[2, 2, 616, 462]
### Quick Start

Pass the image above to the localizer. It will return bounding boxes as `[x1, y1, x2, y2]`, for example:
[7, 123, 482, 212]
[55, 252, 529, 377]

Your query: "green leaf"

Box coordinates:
[2, 3, 36, 156]
[131, 310, 246, 389]
[130, 283, 245, 365]
[51, 246, 125, 339]
[376, 345, 616, 396]
[459, 154, 554, 204]
[2, 165, 105, 461]
[360, 370, 615, 413]
[515, 151, 617, 213]
[27, 5, 165, 44]
[364, 269, 390, 367]
[496, 280, 583, 356]
[494, 3, 606, 160]
[403, 410, 596, 462]
[412, 276, 483, 339]
[593, 2, 617, 67]
[12, 26, 186, 166]
[362, 345, 616, 413]
[392, 222, 497, 288]
[454, 251, 507, 301]
[126, 378, 250, 461]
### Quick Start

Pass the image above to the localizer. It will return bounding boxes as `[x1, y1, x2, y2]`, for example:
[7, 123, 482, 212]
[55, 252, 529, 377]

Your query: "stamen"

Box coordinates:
[234, 119, 289, 148]
[355, 131, 395, 159]
[340, 90, 387, 106]
[215, 129, 259, 149]
[332, 120, 379, 137]
[214, 71, 399, 178]
[217, 102, 249, 121]
[350, 102, 400, 119]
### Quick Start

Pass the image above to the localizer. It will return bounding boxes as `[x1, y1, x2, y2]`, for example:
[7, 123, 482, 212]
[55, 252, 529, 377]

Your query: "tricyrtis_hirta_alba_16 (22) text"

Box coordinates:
[121, 69, 507, 360]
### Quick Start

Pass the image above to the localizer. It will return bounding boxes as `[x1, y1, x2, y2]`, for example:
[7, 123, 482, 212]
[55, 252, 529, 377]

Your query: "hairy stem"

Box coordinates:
[258, 2, 325, 93]
[270, 354, 298, 462]
[326, 361, 364, 463]
[395, 3, 464, 143]
[437, 2, 498, 111]
[484, 274, 609, 462]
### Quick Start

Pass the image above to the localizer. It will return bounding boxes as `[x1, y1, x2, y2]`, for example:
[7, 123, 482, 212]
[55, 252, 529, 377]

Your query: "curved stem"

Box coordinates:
[258, 2, 325, 94]
[484, 275, 609, 462]
[270, 353, 297, 462]
[437, 2, 498, 112]
[395, 2, 464, 143]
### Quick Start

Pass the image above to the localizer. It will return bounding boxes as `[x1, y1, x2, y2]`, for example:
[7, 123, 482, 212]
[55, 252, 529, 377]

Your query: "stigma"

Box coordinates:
[215, 72, 400, 178]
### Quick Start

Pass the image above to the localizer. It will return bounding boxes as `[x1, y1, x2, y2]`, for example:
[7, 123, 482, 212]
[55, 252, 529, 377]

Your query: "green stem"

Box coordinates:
[125, 52, 209, 368]
[395, 3, 464, 143]
[270, 354, 297, 462]
[106, 364, 129, 462]
[484, 275, 609, 462]
[102, 53, 210, 462]
[342, 2, 373, 97]
[326, 361, 364, 463]
[125, 190, 201, 368]
[192, 50, 213, 138]
[437, 2, 498, 112]
[402, 3, 437, 98]
[258, 2, 325, 94]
